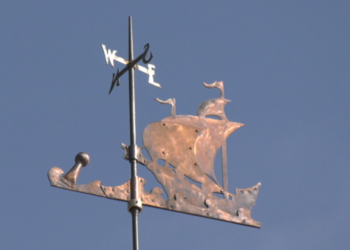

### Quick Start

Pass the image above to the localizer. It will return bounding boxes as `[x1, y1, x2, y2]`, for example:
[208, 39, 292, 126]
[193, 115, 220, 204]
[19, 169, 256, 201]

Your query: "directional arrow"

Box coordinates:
[102, 43, 161, 93]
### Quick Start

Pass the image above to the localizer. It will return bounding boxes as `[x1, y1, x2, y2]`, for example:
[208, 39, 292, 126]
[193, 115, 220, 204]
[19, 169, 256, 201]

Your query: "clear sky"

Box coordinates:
[1, 1, 349, 249]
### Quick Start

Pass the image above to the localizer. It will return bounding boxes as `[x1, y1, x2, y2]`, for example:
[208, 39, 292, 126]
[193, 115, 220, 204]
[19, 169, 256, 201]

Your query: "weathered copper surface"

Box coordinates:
[48, 81, 261, 228]
[48, 159, 260, 227]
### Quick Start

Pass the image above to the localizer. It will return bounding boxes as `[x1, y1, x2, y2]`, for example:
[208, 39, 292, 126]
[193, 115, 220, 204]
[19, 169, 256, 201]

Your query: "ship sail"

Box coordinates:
[143, 81, 244, 200]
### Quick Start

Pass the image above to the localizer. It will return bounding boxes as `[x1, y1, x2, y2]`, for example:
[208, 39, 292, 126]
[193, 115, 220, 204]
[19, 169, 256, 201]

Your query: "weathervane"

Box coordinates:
[48, 16, 261, 250]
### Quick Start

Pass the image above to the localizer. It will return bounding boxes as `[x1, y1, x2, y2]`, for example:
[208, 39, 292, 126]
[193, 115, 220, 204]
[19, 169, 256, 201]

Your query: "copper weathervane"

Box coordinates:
[47, 16, 261, 250]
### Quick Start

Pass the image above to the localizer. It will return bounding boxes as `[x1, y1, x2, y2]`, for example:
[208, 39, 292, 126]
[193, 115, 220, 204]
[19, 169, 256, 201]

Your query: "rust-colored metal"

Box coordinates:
[62, 152, 90, 186]
[48, 157, 260, 227]
[48, 81, 261, 228]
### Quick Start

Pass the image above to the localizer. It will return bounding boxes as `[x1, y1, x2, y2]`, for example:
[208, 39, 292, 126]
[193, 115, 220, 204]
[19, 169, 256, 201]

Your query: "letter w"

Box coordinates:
[101, 44, 117, 67]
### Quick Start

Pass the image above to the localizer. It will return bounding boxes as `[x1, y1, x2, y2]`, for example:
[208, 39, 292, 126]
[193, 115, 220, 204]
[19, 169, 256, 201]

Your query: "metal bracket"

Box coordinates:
[128, 198, 143, 212]
[129, 144, 138, 161]
[121, 143, 149, 166]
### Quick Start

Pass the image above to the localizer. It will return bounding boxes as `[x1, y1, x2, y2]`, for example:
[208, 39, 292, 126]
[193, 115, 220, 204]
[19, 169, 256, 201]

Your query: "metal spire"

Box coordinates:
[128, 16, 140, 250]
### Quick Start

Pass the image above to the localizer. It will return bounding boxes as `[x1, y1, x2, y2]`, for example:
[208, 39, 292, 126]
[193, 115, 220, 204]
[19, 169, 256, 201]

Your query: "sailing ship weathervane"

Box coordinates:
[47, 16, 261, 250]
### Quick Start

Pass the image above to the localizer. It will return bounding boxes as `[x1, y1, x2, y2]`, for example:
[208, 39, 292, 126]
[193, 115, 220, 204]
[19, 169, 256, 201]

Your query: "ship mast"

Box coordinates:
[222, 139, 228, 199]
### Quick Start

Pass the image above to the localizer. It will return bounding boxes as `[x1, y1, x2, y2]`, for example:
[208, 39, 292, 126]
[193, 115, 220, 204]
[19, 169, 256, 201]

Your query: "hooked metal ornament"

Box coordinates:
[48, 81, 261, 228]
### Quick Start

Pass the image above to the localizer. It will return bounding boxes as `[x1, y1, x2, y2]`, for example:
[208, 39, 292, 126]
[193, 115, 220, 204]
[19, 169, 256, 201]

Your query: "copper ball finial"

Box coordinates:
[75, 152, 90, 167]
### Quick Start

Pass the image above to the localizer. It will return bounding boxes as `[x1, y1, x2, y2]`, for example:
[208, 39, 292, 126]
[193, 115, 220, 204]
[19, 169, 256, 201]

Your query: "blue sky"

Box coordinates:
[1, 1, 349, 249]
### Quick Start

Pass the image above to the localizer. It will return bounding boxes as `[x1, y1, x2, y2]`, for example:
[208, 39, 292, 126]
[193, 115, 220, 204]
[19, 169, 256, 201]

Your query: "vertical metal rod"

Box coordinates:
[222, 140, 228, 199]
[131, 209, 139, 250]
[128, 16, 140, 250]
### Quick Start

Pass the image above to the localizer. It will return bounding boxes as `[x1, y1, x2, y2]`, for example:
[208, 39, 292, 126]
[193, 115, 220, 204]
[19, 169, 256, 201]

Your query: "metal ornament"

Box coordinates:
[48, 80, 261, 227]
[48, 16, 261, 250]
[102, 42, 161, 93]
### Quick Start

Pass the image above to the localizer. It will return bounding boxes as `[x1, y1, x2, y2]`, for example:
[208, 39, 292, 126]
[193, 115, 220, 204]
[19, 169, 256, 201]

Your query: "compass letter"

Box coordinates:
[147, 64, 160, 88]
[102, 44, 117, 67]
